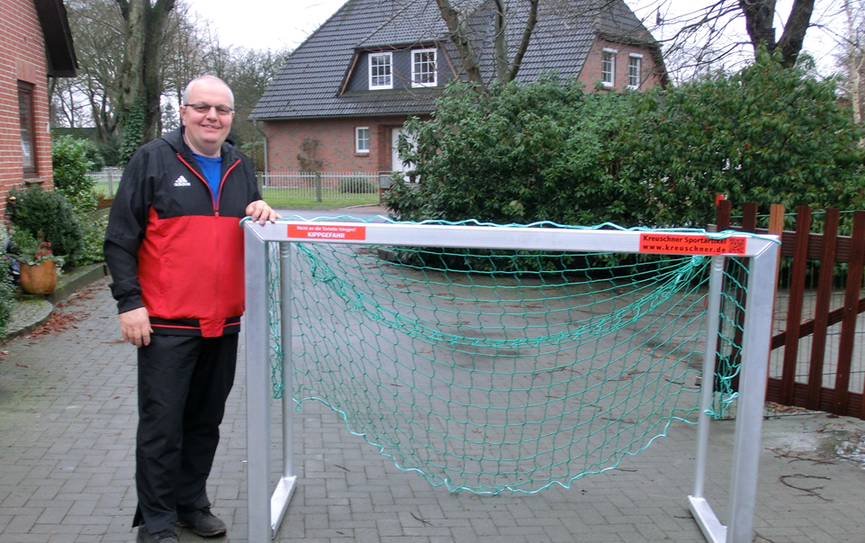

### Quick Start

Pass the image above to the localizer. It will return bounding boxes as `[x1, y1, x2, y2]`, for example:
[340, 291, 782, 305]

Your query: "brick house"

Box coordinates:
[0, 0, 77, 216]
[250, 0, 665, 175]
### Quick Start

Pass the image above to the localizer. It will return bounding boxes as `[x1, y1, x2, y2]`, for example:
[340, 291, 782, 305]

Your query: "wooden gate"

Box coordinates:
[716, 201, 865, 419]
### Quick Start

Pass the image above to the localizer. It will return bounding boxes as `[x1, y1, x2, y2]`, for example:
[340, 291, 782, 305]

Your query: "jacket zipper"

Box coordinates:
[176, 153, 242, 334]
[175, 153, 241, 215]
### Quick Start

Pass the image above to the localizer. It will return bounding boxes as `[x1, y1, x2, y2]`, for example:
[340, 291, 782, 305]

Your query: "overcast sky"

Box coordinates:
[183, 0, 842, 75]
[183, 0, 347, 52]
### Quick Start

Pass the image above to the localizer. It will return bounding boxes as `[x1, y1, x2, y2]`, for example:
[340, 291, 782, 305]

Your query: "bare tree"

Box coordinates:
[839, 0, 865, 123]
[434, 0, 539, 88]
[647, 0, 818, 79]
[50, 77, 89, 128]
[214, 47, 291, 145]
[160, 3, 219, 129]
[55, 0, 287, 161]
[742, 0, 815, 66]
[54, 0, 125, 139]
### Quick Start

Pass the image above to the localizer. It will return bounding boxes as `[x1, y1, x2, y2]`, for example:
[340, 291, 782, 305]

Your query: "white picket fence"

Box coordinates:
[88, 170, 387, 205]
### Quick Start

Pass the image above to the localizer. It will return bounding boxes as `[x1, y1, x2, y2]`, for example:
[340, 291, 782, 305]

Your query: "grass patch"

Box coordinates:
[262, 193, 380, 209]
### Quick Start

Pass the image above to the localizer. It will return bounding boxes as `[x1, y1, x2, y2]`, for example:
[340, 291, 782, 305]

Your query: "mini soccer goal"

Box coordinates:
[242, 217, 779, 543]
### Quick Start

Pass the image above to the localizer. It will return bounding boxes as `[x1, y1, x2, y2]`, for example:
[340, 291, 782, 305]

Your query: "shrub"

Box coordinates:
[631, 52, 865, 227]
[52, 135, 99, 213]
[7, 186, 84, 265]
[387, 75, 649, 226]
[74, 211, 107, 266]
[338, 176, 378, 194]
[241, 140, 265, 172]
[0, 230, 14, 338]
[386, 54, 865, 229]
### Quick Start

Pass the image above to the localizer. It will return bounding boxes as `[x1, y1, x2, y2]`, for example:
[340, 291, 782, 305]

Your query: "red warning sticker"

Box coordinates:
[639, 233, 746, 255]
[287, 224, 367, 241]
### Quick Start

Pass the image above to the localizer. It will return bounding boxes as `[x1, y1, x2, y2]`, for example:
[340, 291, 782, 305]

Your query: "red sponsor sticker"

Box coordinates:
[287, 224, 367, 241]
[639, 233, 746, 255]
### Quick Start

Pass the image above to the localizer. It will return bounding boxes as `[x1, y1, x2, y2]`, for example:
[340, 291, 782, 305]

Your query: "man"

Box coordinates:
[104, 75, 279, 543]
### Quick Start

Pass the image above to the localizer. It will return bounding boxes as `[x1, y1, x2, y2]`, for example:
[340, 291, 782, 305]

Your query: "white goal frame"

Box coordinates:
[242, 220, 780, 543]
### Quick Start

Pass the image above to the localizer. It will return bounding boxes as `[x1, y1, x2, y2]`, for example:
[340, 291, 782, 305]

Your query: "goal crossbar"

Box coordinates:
[242, 219, 779, 543]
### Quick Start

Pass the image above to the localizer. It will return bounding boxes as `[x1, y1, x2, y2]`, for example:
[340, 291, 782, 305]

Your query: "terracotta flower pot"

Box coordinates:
[19, 260, 57, 295]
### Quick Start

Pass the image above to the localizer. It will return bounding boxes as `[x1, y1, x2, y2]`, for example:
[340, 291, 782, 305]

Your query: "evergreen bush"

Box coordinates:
[386, 54, 865, 228]
[74, 211, 107, 266]
[52, 135, 99, 213]
[7, 186, 84, 265]
[241, 140, 265, 172]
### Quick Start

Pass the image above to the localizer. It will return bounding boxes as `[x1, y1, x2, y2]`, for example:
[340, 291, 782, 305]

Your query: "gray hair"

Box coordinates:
[182, 75, 234, 108]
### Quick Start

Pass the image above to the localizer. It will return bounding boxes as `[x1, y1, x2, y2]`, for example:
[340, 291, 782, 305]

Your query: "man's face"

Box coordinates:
[180, 79, 234, 157]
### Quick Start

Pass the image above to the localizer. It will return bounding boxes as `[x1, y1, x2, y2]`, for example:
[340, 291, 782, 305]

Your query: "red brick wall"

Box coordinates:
[258, 116, 414, 173]
[0, 0, 55, 218]
[577, 39, 665, 91]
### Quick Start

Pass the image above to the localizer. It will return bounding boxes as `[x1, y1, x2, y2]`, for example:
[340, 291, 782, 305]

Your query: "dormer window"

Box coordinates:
[412, 49, 437, 87]
[369, 52, 393, 89]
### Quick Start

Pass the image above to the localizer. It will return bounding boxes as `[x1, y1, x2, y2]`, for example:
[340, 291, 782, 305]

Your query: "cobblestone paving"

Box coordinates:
[1, 278, 864, 542]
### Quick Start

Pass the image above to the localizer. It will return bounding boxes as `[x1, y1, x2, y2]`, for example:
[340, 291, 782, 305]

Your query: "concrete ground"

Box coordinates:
[1, 212, 864, 542]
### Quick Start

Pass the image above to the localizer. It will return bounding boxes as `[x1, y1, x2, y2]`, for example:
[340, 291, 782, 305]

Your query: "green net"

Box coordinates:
[265, 218, 748, 494]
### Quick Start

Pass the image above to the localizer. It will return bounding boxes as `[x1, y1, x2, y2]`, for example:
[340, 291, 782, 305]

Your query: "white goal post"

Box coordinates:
[242, 219, 780, 543]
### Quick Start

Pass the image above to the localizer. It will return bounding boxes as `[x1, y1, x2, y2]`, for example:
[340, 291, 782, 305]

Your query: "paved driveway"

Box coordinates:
[1, 277, 864, 542]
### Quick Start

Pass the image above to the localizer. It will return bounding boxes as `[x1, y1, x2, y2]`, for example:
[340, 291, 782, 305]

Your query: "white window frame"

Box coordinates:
[355, 126, 370, 154]
[628, 54, 643, 89]
[369, 52, 393, 90]
[601, 48, 617, 88]
[411, 48, 437, 88]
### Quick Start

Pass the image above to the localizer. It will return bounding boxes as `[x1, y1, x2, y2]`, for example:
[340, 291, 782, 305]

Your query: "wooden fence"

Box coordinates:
[717, 201, 865, 419]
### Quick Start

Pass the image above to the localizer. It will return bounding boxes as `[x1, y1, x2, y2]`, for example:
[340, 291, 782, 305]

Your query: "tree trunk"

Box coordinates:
[776, 0, 815, 68]
[494, 0, 508, 84]
[845, 0, 863, 125]
[435, 0, 540, 90]
[435, 0, 485, 88]
[508, 0, 539, 82]
[739, 0, 776, 52]
[142, 3, 172, 140]
[116, 0, 175, 162]
[740, 0, 815, 68]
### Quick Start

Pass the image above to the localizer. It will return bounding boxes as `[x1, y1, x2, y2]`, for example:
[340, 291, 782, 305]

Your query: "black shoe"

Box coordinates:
[177, 506, 227, 537]
[136, 526, 179, 543]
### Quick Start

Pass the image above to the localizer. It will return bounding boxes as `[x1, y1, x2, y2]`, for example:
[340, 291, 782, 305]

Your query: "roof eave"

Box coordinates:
[33, 0, 78, 77]
[250, 111, 431, 123]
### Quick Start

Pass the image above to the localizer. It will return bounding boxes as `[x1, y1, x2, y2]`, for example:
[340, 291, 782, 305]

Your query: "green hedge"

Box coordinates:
[385, 53, 865, 228]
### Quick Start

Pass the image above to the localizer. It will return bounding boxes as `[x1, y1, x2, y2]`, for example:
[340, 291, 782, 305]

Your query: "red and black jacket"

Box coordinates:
[104, 129, 261, 337]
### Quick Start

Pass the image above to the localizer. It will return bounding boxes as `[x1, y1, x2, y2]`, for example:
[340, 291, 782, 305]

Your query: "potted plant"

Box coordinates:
[9, 230, 64, 295]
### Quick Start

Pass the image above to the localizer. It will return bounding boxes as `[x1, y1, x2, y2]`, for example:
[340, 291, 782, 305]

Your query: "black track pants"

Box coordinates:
[132, 333, 238, 533]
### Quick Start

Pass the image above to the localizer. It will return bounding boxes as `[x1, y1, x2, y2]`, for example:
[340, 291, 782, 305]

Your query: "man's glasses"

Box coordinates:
[184, 102, 234, 116]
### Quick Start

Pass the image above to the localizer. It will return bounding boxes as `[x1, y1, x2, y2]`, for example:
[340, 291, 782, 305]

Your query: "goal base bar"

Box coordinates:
[688, 496, 727, 543]
[270, 476, 296, 538]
